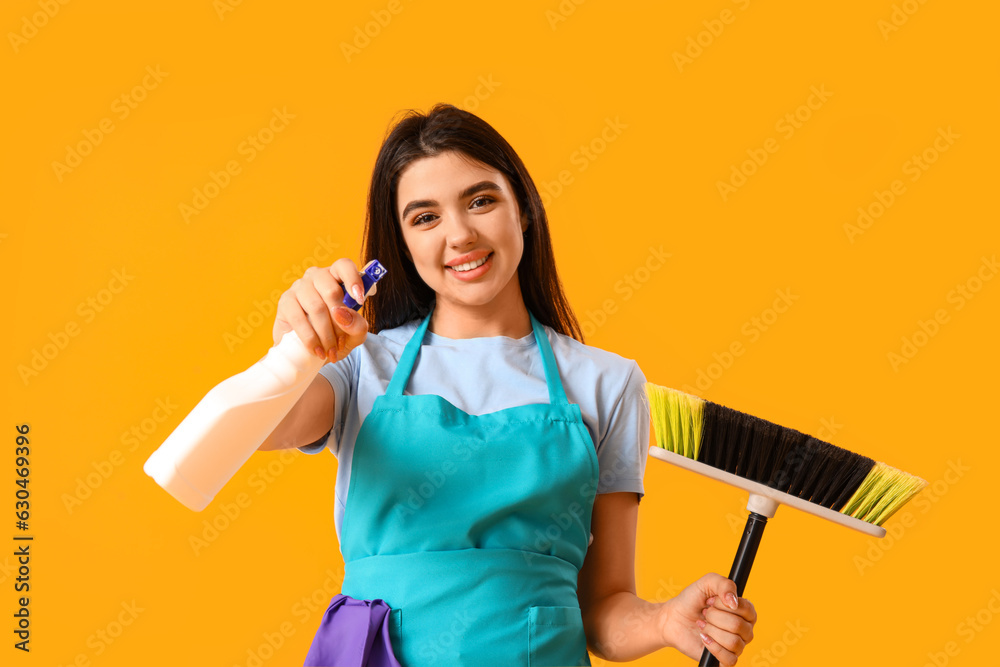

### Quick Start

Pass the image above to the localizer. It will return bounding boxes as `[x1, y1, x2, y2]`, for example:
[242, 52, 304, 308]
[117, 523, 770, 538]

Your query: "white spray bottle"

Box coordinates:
[143, 260, 386, 511]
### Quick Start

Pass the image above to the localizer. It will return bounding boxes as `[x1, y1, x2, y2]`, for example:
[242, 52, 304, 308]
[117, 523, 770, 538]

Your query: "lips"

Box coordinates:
[445, 251, 494, 281]
[448, 252, 492, 272]
[445, 250, 492, 268]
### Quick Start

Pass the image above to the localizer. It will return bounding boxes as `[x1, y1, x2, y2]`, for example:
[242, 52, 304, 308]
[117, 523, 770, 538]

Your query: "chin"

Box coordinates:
[440, 291, 502, 308]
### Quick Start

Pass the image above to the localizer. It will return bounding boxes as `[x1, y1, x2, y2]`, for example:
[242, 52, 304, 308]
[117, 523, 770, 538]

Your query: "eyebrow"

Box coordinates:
[400, 180, 503, 221]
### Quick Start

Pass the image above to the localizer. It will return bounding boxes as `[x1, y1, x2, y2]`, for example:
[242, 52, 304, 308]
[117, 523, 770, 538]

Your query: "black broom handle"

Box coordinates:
[698, 512, 768, 667]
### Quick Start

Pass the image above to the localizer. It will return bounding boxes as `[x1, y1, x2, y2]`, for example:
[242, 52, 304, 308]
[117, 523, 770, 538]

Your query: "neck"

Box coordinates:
[429, 286, 532, 340]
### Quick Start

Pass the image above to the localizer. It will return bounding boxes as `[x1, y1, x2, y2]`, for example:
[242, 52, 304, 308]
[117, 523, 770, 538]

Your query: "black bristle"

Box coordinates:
[692, 396, 875, 512]
[796, 439, 833, 498]
[732, 413, 757, 477]
[806, 445, 847, 506]
[775, 435, 822, 496]
[810, 443, 848, 502]
[760, 421, 786, 482]
[721, 408, 749, 474]
[745, 419, 782, 484]
[766, 427, 807, 492]
[818, 450, 875, 510]
[797, 439, 838, 500]
[698, 402, 721, 468]
[788, 440, 876, 508]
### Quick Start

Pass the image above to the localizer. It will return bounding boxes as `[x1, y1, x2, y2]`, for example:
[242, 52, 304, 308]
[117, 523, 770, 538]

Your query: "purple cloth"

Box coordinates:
[303, 594, 402, 667]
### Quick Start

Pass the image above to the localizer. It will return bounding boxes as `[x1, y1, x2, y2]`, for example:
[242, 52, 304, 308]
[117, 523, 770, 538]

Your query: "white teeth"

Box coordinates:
[450, 255, 489, 272]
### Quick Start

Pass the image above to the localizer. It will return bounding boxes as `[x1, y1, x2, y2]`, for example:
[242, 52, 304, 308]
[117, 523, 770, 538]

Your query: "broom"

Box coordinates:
[644, 383, 927, 666]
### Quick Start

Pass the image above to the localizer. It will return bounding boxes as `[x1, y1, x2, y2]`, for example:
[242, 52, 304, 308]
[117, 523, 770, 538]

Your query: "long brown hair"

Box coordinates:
[359, 103, 583, 341]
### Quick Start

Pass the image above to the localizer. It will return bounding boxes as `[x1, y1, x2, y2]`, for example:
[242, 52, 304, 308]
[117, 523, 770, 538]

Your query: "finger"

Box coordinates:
[698, 574, 740, 612]
[305, 263, 362, 362]
[707, 594, 756, 626]
[305, 265, 349, 316]
[734, 597, 757, 625]
[296, 284, 339, 354]
[703, 606, 755, 643]
[332, 306, 369, 354]
[330, 258, 365, 305]
[277, 291, 324, 358]
[698, 626, 741, 667]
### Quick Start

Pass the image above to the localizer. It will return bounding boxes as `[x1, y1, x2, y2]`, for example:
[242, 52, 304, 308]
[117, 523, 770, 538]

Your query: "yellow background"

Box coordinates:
[4, 0, 998, 665]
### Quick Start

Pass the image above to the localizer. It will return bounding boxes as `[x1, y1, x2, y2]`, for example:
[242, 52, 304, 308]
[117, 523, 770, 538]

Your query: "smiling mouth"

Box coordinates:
[447, 252, 493, 272]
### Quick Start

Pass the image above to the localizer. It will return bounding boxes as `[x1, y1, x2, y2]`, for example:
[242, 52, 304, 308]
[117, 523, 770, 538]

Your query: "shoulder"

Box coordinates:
[544, 326, 642, 379]
[542, 325, 646, 406]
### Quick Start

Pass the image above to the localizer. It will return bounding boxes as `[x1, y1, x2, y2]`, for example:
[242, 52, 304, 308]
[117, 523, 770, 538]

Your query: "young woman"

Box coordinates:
[259, 104, 757, 666]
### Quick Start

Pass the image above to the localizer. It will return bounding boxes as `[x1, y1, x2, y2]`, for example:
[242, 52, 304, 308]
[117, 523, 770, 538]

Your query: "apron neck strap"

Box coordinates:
[529, 311, 568, 405]
[384, 306, 569, 406]
[384, 310, 433, 398]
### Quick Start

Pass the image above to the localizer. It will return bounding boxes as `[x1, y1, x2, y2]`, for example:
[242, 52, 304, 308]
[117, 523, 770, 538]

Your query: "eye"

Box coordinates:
[412, 212, 436, 226]
[471, 195, 495, 209]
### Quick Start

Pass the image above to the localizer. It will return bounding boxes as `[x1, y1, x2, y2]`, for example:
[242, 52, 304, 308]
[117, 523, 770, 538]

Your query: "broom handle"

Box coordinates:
[698, 511, 769, 667]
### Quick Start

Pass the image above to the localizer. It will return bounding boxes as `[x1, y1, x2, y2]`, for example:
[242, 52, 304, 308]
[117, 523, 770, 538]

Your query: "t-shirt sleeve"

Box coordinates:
[296, 347, 359, 457]
[596, 359, 649, 503]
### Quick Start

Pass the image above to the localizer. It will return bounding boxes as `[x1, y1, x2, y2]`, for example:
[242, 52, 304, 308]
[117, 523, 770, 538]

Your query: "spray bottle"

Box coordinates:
[143, 260, 386, 511]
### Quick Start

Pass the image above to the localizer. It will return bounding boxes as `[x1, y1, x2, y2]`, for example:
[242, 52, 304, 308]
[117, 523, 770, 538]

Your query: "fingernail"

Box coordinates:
[727, 593, 739, 610]
[314, 346, 325, 358]
[351, 285, 365, 303]
[706, 597, 716, 607]
[326, 348, 337, 363]
[696, 620, 706, 629]
[334, 307, 354, 327]
[700, 633, 713, 645]
[337, 334, 346, 352]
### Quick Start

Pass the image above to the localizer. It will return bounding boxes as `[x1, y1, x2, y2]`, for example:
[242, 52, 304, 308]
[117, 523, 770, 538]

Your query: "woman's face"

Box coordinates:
[396, 150, 528, 312]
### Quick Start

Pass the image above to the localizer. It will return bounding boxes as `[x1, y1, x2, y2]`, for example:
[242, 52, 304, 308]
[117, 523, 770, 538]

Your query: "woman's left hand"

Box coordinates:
[658, 573, 757, 666]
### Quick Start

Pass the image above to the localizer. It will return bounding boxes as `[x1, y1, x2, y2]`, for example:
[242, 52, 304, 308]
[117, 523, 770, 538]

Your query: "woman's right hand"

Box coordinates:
[273, 258, 374, 362]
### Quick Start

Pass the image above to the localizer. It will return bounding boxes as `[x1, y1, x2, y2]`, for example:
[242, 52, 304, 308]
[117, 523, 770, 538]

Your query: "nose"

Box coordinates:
[444, 212, 477, 248]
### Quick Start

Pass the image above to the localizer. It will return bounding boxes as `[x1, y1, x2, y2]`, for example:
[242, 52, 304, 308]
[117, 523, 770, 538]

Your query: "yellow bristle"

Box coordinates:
[646, 383, 671, 452]
[841, 462, 929, 526]
[645, 383, 704, 460]
[683, 390, 704, 459]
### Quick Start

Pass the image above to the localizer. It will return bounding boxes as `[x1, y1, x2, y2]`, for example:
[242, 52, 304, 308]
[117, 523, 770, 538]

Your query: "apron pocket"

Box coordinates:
[527, 605, 590, 667]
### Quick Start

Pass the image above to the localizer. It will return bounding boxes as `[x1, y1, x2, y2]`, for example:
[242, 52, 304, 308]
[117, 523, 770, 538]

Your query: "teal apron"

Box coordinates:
[315, 307, 599, 666]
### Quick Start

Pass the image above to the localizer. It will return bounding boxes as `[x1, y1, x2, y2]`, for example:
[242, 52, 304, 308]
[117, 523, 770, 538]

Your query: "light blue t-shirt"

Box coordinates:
[299, 317, 650, 544]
